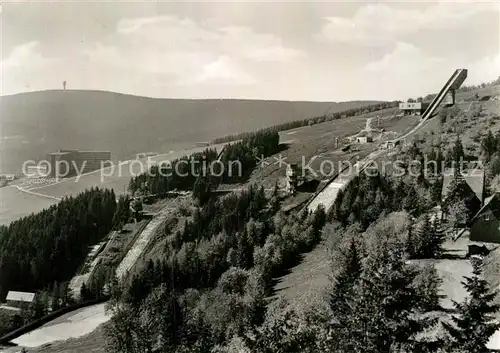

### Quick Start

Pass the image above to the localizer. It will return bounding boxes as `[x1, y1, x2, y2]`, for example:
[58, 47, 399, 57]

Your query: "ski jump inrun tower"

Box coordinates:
[384, 68, 468, 149]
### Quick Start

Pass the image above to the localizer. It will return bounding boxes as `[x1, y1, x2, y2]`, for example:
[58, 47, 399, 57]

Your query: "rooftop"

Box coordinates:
[48, 151, 72, 156]
[469, 193, 500, 224]
[442, 168, 484, 203]
[399, 102, 429, 109]
[77, 150, 111, 153]
[6, 291, 36, 303]
[454, 193, 500, 241]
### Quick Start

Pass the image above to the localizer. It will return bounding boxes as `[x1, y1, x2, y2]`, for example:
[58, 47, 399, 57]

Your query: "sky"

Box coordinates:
[1, 1, 499, 101]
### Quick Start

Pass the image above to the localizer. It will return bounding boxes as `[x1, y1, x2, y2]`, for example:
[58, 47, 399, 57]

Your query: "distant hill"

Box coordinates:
[0, 90, 382, 174]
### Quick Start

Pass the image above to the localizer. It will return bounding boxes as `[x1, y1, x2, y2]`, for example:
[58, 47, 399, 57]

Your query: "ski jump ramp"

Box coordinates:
[388, 69, 467, 146]
[307, 69, 467, 212]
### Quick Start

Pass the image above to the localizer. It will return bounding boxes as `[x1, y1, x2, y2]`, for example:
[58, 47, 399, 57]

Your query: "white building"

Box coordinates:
[6, 291, 36, 309]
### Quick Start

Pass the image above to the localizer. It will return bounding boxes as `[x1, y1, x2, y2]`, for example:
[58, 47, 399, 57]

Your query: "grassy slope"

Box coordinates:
[0, 89, 380, 174]
[272, 86, 500, 311]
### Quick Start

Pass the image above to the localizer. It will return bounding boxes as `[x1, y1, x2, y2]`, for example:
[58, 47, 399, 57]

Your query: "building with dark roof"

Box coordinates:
[466, 193, 500, 244]
[441, 168, 485, 223]
[48, 149, 111, 178]
[441, 168, 485, 204]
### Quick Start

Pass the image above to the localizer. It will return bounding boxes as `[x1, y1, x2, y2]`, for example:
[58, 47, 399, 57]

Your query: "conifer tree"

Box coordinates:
[430, 217, 445, 257]
[192, 176, 212, 205]
[430, 177, 443, 203]
[80, 283, 89, 302]
[412, 264, 442, 312]
[270, 180, 280, 214]
[443, 263, 500, 352]
[113, 195, 131, 229]
[51, 281, 62, 311]
[329, 238, 362, 320]
[339, 247, 435, 352]
[403, 185, 419, 214]
[417, 161, 426, 186]
[436, 147, 445, 173]
[415, 213, 433, 258]
[406, 218, 416, 258]
[332, 189, 345, 221]
[481, 130, 497, 162]
[393, 178, 407, 211]
[409, 214, 444, 260]
[452, 136, 465, 169]
[236, 231, 254, 269]
[60, 282, 73, 306]
[30, 292, 48, 320]
[444, 167, 471, 219]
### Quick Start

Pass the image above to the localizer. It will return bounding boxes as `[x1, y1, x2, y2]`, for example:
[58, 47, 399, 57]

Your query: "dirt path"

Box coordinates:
[9, 184, 62, 201]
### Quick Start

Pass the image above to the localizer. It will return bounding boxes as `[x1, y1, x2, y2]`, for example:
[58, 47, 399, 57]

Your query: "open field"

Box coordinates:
[271, 233, 473, 312]
[0, 186, 57, 226]
[0, 144, 225, 226]
[272, 240, 331, 311]
[0, 89, 382, 175]
[31, 325, 108, 353]
[1, 324, 108, 353]
[250, 107, 411, 188]
[411, 257, 473, 310]
[28, 143, 227, 199]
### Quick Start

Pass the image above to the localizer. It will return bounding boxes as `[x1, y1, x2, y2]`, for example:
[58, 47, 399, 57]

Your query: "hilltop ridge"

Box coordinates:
[0, 89, 382, 174]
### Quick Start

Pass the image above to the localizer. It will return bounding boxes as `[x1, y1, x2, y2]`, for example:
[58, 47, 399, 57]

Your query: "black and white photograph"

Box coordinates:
[0, 1, 499, 352]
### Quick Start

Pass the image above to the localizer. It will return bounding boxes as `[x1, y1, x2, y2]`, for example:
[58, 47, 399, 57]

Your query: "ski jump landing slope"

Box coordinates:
[115, 206, 172, 280]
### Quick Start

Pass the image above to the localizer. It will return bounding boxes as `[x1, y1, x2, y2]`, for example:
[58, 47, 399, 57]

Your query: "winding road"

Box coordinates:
[9, 184, 62, 201]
